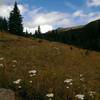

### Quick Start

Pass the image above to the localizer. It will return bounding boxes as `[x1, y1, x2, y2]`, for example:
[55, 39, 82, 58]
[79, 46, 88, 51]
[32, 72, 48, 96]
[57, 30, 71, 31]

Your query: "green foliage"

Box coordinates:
[8, 2, 24, 36]
[0, 17, 8, 32]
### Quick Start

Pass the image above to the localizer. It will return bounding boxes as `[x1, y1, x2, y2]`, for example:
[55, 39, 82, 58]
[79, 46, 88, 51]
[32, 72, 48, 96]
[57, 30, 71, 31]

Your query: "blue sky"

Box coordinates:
[0, 0, 100, 33]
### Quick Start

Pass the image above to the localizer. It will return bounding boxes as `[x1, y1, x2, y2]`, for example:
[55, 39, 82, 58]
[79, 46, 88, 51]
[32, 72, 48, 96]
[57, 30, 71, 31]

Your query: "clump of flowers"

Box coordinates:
[75, 94, 85, 100]
[29, 70, 37, 77]
[46, 93, 54, 100]
[13, 79, 21, 84]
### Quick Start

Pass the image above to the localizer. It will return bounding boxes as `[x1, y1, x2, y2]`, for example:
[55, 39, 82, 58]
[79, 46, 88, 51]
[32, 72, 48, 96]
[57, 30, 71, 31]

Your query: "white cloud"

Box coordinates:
[23, 7, 76, 33]
[24, 25, 53, 33]
[0, 2, 100, 34]
[87, 0, 100, 7]
[0, 4, 26, 18]
[0, 5, 12, 18]
[73, 10, 87, 18]
[24, 7, 76, 33]
[88, 12, 100, 22]
[25, 9, 72, 27]
[73, 10, 100, 24]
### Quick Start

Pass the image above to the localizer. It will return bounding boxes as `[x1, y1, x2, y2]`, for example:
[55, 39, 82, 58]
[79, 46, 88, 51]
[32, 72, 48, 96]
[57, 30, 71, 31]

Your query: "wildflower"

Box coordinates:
[0, 64, 4, 67]
[64, 79, 73, 83]
[89, 91, 95, 98]
[75, 94, 85, 100]
[66, 86, 69, 89]
[46, 93, 54, 98]
[29, 80, 32, 83]
[69, 82, 73, 85]
[13, 79, 21, 84]
[18, 86, 21, 89]
[12, 60, 17, 63]
[30, 74, 36, 77]
[29, 70, 37, 74]
[0, 57, 4, 60]
[29, 70, 37, 77]
[80, 74, 83, 77]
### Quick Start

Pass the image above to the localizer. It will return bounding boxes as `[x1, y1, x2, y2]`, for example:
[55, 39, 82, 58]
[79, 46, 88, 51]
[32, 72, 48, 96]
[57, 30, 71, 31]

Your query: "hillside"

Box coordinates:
[37, 19, 100, 51]
[0, 32, 100, 100]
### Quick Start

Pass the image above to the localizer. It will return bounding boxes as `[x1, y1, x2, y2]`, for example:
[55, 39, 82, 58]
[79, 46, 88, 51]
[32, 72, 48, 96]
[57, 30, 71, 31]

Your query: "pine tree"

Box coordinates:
[0, 17, 8, 32]
[3, 18, 8, 32]
[37, 25, 41, 34]
[8, 2, 24, 35]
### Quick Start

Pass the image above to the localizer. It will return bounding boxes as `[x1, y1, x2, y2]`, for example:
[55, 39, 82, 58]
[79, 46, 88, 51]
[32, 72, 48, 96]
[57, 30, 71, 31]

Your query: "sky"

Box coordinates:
[0, 0, 100, 33]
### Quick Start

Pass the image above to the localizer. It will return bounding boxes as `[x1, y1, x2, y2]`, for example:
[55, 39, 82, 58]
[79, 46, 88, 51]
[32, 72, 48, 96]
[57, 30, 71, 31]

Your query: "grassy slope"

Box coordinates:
[0, 32, 100, 100]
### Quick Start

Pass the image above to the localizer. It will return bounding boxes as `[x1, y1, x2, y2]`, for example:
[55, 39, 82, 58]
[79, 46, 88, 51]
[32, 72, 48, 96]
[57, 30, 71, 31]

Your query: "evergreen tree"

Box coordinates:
[8, 2, 24, 35]
[0, 17, 3, 32]
[0, 17, 8, 32]
[3, 18, 8, 31]
[37, 25, 41, 34]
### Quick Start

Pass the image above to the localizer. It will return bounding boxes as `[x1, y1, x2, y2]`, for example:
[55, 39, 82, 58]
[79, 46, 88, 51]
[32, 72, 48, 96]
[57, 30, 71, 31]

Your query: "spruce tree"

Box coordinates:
[3, 18, 8, 32]
[8, 2, 24, 35]
[37, 25, 41, 34]
[0, 17, 8, 32]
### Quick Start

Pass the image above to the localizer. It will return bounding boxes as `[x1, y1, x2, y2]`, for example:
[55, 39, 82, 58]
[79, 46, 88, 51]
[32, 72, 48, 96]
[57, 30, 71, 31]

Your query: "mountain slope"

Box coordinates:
[0, 32, 100, 100]
[37, 19, 100, 51]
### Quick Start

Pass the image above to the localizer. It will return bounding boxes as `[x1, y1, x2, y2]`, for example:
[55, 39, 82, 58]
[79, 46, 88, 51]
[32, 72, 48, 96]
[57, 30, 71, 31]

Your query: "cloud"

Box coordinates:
[23, 7, 75, 33]
[24, 7, 75, 28]
[73, 10, 100, 24]
[0, 4, 27, 18]
[0, 5, 13, 18]
[73, 10, 87, 18]
[24, 25, 53, 33]
[87, 0, 100, 7]
[0, 1, 100, 34]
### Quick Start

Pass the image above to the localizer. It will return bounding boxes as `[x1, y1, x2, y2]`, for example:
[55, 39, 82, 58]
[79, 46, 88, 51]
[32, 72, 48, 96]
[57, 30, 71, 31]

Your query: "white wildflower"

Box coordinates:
[75, 94, 85, 100]
[89, 91, 95, 98]
[69, 82, 73, 85]
[46, 93, 54, 98]
[18, 86, 21, 88]
[64, 79, 73, 83]
[12, 65, 16, 67]
[13, 79, 21, 84]
[29, 70, 37, 74]
[0, 57, 4, 60]
[80, 74, 83, 77]
[29, 80, 32, 83]
[12, 60, 17, 63]
[29, 70, 37, 77]
[29, 74, 36, 77]
[66, 86, 69, 89]
[0, 64, 4, 67]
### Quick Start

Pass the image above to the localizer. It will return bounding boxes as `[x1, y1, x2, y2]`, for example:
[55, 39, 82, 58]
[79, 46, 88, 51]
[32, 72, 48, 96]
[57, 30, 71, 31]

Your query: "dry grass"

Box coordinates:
[0, 32, 100, 100]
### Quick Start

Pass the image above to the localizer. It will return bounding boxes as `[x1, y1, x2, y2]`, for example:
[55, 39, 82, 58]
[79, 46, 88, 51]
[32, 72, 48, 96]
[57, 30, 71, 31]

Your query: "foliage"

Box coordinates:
[8, 2, 24, 36]
[0, 17, 8, 32]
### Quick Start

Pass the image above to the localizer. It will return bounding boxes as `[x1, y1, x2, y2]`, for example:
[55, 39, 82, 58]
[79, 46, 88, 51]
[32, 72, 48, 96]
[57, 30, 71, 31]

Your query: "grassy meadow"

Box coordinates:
[0, 32, 100, 100]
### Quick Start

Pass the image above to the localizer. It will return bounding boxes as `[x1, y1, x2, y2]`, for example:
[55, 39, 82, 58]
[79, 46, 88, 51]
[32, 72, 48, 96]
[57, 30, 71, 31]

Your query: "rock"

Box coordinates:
[0, 88, 15, 100]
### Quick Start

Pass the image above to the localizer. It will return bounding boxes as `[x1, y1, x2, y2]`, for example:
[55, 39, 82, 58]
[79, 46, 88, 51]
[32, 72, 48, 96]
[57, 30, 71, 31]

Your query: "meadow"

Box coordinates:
[0, 32, 100, 100]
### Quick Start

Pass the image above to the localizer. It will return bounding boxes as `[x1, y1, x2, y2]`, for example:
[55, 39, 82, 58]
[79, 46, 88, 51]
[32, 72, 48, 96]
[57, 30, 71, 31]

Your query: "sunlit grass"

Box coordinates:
[0, 32, 100, 100]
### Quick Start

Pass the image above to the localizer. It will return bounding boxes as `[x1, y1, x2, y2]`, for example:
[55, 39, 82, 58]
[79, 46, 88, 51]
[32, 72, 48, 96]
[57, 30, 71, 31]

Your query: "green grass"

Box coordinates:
[0, 32, 100, 100]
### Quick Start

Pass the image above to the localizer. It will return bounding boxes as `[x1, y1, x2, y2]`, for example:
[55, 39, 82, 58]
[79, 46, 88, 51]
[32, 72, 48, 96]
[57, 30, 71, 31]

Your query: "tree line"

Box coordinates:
[34, 19, 100, 51]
